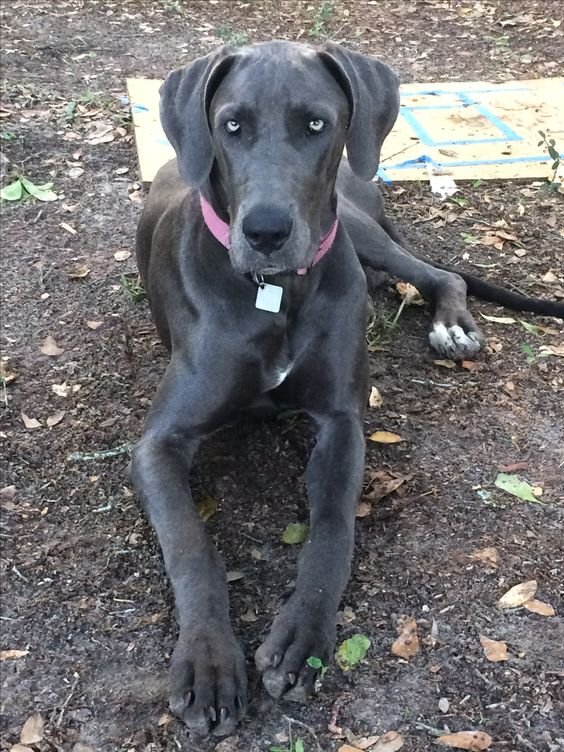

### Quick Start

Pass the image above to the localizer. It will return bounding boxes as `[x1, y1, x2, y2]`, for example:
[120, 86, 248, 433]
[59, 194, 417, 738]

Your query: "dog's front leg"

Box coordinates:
[131, 361, 248, 737]
[256, 410, 365, 701]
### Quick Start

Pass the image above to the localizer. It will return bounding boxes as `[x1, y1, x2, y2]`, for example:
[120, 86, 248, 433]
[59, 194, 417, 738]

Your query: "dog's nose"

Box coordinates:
[242, 205, 293, 254]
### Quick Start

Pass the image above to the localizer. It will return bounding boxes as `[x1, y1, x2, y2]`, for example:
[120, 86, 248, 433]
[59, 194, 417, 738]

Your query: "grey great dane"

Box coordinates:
[132, 41, 564, 737]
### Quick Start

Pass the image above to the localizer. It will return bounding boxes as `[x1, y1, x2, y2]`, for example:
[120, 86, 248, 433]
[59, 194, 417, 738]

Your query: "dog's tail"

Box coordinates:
[380, 217, 564, 318]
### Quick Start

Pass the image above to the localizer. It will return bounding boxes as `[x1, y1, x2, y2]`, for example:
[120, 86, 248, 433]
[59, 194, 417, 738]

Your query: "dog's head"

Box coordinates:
[160, 41, 399, 275]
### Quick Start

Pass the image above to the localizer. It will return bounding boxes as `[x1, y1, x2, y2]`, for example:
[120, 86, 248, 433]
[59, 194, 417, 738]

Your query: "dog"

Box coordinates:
[132, 41, 564, 737]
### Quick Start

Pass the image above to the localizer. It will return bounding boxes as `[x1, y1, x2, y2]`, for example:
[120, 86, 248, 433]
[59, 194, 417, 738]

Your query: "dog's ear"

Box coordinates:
[160, 47, 237, 187]
[319, 43, 400, 181]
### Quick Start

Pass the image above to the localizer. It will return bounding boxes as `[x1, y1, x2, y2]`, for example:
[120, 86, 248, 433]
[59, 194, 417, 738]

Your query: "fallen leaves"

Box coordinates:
[46, 410, 66, 427]
[196, 495, 218, 522]
[339, 732, 404, 752]
[433, 358, 457, 369]
[41, 335, 64, 357]
[21, 413, 41, 430]
[113, 249, 131, 262]
[0, 649, 28, 661]
[479, 313, 515, 325]
[468, 546, 499, 568]
[20, 713, 44, 745]
[479, 635, 508, 662]
[368, 385, 383, 408]
[67, 264, 91, 279]
[335, 634, 371, 671]
[494, 473, 542, 503]
[86, 320, 103, 330]
[282, 522, 309, 544]
[1, 177, 57, 202]
[391, 616, 420, 660]
[369, 431, 402, 444]
[523, 599, 555, 616]
[437, 730, 492, 750]
[497, 580, 537, 608]
[364, 470, 409, 502]
[395, 281, 424, 306]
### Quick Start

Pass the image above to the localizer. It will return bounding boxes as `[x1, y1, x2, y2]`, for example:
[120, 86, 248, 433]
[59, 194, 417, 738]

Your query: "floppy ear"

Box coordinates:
[319, 43, 400, 181]
[159, 46, 237, 187]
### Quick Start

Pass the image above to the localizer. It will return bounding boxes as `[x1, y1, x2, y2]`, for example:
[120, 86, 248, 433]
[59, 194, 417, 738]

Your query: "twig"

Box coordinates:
[56, 674, 79, 727]
[414, 721, 446, 737]
[67, 442, 133, 462]
[283, 715, 323, 752]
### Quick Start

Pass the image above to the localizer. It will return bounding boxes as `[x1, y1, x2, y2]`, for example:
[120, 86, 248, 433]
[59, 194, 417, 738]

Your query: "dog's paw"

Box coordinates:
[255, 599, 335, 702]
[429, 311, 484, 360]
[169, 626, 247, 737]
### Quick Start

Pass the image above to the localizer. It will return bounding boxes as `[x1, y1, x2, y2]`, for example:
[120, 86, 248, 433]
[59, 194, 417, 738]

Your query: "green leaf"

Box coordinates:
[65, 100, 77, 121]
[20, 176, 58, 202]
[1, 179, 23, 201]
[0, 130, 15, 141]
[494, 473, 543, 504]
[520, 320, 540, 336]
[521, 343, 536, 363]
[548, 145, 560, 161]
[479, 313, 516, 324]
[335, 633, 371, 671]
[282, 522, 309, 544]
[538, 130, 546, 139]
[306, 655, 328, 675]
[460, 232, 479, 245]
[294, 740, 305, 752]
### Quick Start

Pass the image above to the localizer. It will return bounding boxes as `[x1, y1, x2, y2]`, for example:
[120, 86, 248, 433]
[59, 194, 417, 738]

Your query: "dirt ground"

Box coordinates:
[1, 2, 563, 751]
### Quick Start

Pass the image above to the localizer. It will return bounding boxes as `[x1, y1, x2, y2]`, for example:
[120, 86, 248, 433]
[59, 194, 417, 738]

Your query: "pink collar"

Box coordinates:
[199, 195, 338, 276]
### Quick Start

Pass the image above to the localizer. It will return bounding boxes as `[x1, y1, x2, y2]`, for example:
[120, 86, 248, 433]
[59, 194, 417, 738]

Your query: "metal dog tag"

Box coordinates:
[255, 282, 283, 313]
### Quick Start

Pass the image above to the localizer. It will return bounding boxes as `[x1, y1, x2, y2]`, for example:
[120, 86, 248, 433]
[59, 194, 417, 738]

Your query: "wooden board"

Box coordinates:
[127, 76, 564, 184]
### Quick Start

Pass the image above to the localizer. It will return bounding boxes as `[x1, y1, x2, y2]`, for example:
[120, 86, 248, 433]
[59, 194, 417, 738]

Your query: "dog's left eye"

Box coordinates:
[225, 120, 241, 134]
[307, 118, 326, 134]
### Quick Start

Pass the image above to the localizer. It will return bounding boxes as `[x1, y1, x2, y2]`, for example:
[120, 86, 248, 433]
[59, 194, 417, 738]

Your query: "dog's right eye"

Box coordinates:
[225, 120, 241, 134]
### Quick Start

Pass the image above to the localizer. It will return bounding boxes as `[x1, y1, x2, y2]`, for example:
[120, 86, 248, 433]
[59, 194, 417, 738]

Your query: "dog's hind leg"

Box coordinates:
[344, 208, 485, 359]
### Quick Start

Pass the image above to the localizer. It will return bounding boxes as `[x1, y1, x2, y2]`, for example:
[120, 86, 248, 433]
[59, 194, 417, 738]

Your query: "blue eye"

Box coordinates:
[307, 119, 326, 134]
[225, 120, 240, 134]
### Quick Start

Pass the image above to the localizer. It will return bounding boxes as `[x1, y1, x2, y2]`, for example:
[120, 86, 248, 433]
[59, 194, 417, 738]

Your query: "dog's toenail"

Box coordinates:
[287, 672, 296, 685]
[220, 706, 230, 721]
[235, 695, 244, 711]
[207, 705, 217, 723]
[185, 690, 195, 707]
[272, 652, 281, 668]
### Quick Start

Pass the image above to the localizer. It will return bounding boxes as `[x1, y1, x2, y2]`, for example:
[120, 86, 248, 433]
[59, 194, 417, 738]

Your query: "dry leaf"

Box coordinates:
[369, 385, 383, 408]
[480, 635, 508, 662]
[41, 335, 64, 356]
[46, 410, 65, 427]
[0, 485, 16, 501]
[497, 580, 537, 609]
[11, 745, 34, 752]
[523, 599, 555, 616]
[433, 359, 456, 369]
[68, 166, 84, 179]
[21, 413, 41, 430]
[86, 320, 103, 330]
[438, 697, 450, 713]
[338, 746, 363, 752]
[369, 431, 403, 444]
[52, 382, 70, 397]
[157, 712, 173, 726]
[391, 616, 420, 660]
[20, 713, 44, 745]
[541, 270, 558, 283]
[395, 281, 425, 305]
[539, 344, 564, 357]
[1, 358, 16, 384]
[196, 495, 218, 521]
[461, 360, 477, 371]
[60, 221, 77, 235]
[365, 470, 409, 502]
[468, 546, 499, 568]
[226, 570, 245, 583]
[372, 732, 404, 752]
[437, 730, 492, 750]
[114, 250, 131, 262]
[356, 501, 372, 518]
[0, 649, 29, 661]
[68, 264, 91, 279]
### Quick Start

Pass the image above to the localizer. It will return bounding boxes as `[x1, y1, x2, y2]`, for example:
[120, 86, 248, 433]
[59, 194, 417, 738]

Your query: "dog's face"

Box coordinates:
[160, 42, 400, 275]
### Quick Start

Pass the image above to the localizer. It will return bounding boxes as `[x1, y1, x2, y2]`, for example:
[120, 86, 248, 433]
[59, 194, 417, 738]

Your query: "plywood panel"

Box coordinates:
[127, 76, 564, 183]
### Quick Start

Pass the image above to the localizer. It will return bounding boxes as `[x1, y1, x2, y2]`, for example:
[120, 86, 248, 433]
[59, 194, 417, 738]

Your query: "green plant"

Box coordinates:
[538, 130, 561, 186]
[216, 25, 250, 47]
[1, 130, 15, 141]
[306, 655, 328, 676]
[366, 304, 398, 351]
[1, 176, 57, 202]
[121, 273, 146, 304]
[270, 739, 305, 752]
[309, 1, 334, 39]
